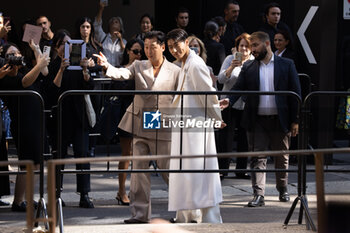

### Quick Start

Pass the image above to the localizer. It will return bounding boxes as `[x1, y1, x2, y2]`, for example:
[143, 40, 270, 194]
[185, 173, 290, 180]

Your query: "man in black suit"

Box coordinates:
[259, 2, 293, 52]
[221, 0, 245, 56]
[220, 31, 301, 207]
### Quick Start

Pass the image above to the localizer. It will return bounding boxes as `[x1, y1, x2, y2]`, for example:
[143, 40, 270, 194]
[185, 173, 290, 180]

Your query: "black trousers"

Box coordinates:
[216, 108, 248, 173]
[53, 123, 91, 195]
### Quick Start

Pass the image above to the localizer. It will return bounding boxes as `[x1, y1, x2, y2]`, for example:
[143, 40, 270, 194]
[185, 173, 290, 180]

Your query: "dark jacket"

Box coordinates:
[220, 21, 245, 56]
[204, 39, 226, 75]
[229, 55, 301, 133]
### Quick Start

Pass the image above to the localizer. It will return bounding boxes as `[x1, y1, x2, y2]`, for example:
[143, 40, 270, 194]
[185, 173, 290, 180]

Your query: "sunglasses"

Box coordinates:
[131, 49, 142, 55]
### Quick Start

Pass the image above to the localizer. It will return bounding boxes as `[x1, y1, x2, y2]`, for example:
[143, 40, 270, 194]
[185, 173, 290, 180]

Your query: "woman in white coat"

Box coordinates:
[166, 29, 223, 223]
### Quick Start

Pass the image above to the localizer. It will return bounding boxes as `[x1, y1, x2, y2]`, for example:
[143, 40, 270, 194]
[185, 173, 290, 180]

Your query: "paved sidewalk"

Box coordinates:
[1, 154, 350, 233]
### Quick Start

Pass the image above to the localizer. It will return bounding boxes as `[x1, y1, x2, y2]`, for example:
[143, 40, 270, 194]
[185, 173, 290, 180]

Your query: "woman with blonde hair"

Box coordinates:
[188, 36, 207, 62]
[187, 36, 217, 88]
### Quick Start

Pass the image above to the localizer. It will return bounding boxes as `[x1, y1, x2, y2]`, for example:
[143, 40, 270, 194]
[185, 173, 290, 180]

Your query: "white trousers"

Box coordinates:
[175, 204, 222, 223]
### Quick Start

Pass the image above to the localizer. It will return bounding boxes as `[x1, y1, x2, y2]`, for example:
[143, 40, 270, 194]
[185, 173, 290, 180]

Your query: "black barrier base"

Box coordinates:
[284, 195, 316, 231]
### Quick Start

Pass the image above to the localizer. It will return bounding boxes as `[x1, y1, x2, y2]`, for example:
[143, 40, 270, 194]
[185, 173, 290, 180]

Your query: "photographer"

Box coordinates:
[0, 42, 50, 211]
[48, 29, 95, 208]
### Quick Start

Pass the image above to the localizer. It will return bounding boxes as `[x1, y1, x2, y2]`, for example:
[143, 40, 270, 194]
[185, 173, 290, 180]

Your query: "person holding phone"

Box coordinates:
[93, 1, 126, 67]
[217, 33, 254, 179]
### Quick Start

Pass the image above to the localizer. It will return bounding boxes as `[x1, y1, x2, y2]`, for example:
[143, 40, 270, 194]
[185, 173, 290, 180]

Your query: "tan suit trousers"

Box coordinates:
[129, 136, 170, 222]
[247, 116, 290, 196]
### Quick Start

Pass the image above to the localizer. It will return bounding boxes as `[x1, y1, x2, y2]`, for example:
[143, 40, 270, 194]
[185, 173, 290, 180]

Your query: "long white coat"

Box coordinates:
[168, 50, 223, 211]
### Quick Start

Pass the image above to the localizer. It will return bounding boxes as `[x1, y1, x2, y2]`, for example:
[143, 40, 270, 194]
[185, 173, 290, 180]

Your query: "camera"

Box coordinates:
[5, 54, 26, 66]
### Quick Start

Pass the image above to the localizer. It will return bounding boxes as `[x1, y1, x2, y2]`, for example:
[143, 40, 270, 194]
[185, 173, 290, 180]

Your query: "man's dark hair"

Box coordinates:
[36, 15, 49, 21]
[176, 7, 190, 16]
[144, 31, 166, 45]
[264, 2, 281, 16]
[224, 0, 239, 10]
[251, 31, 270, 43]
[166, 29, 188, 43]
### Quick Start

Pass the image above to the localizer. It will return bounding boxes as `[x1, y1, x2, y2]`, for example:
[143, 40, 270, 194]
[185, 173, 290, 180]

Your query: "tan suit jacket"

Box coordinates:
[105, 58, 180, 141]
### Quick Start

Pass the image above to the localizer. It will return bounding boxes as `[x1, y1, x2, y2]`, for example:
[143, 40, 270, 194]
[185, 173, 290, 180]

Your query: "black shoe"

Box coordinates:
[0, 200, 10, 206]
[235, 173, 251, 179]
[247, 195, 265, 207]
[279, 189, 290, 202]
[79, 194, 94, 208]
[11, 201, 38, 212]
[11, 202, 27, 212]
[169, 218, 176, 223]
[116, 193, 130, 206]
[33, 200, 38, 209]
[124, 218, 148, 224]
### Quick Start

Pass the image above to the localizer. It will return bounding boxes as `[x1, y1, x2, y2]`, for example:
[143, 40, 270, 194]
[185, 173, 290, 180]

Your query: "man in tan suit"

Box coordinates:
[95, 31, 180, 223]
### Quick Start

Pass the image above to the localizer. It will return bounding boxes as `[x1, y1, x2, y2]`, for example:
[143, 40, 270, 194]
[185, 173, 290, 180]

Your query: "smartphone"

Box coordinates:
[43, 46, 51, 57]
[100, 0, 108, 6]
[234, 52, 243, 62]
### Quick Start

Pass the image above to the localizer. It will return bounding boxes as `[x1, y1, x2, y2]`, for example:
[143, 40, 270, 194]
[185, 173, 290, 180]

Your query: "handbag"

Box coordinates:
[99, 96, 122, 141]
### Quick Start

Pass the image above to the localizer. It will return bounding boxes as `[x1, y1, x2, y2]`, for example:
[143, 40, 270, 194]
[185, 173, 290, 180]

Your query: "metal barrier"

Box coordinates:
[45, 147, 350, 233]
[5, 89, 350, 232]
[0, 160, 35, 232]
[0, 90, 48, 230]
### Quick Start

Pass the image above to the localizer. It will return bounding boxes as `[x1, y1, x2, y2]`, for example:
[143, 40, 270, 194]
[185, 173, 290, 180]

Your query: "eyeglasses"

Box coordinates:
[131, 49, 142, 55]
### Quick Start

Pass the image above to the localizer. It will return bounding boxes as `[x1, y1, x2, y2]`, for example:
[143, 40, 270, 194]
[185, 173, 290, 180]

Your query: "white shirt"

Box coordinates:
[275, 48, 286, 57]
[258, 55, 278, 115]
[93, 18, 127, 67]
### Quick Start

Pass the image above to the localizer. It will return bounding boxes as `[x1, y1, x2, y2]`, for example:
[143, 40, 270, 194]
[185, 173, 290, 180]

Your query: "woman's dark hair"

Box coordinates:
[0, 42, 20, 58]
[139, 13, 154, 26]
[203, 20, 219, 40]
[144, 31, 166, 45]
[166, 29, 188, 43]
[121, 38, 145, 66]
[275, 30, 293, 49]
[76, 17, 101, 51]
[212, 16, 226, 28]
[52, 29, 71, 49]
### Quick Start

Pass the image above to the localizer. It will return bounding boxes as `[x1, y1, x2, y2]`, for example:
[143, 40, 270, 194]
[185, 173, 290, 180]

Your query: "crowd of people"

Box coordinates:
[0, 0, 301, 224]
